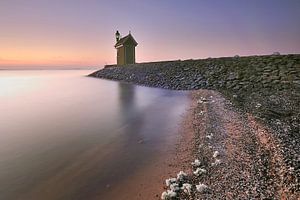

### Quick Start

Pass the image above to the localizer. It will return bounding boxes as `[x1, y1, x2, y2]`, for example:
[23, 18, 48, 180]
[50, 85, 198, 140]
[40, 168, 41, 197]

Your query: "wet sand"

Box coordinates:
[97, 96, 195, 200]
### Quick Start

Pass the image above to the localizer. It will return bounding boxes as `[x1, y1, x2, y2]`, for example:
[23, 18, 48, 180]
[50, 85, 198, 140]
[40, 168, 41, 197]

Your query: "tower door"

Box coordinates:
[125, 45, 135, 64]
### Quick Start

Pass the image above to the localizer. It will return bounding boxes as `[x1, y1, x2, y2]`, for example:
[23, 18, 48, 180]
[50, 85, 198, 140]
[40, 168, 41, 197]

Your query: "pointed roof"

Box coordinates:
[115, 33, 138, 48]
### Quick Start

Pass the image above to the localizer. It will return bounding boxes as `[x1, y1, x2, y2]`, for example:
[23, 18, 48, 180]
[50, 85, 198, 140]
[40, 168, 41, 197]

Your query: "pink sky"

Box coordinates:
[1, 0, 299, 68]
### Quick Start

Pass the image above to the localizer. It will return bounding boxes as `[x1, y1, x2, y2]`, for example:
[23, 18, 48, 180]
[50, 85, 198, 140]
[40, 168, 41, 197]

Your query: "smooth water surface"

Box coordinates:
[0, 70, 189, 200]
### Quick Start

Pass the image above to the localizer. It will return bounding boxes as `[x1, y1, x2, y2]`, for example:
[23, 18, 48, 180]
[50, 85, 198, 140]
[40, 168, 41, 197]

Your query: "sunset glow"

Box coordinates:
[1, 0, 299, 68]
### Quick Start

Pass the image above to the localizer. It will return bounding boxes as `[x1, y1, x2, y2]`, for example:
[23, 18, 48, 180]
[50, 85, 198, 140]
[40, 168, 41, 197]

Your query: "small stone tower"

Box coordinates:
[114, 31, 138, 65]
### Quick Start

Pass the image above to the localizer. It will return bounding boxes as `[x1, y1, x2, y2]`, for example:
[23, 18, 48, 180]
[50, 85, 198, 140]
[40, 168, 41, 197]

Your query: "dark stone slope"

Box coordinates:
[89, 54, 300, 186]
[90, 55, 299, 91]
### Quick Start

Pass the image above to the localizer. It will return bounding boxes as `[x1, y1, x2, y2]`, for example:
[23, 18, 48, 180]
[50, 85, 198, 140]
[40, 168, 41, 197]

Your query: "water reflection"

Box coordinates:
[0, 70, 190, 200]
[118, 83, 136, 119]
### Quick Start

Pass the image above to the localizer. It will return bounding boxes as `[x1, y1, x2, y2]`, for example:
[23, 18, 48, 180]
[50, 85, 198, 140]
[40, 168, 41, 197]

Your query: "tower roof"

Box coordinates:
[115, 33, 138, 48]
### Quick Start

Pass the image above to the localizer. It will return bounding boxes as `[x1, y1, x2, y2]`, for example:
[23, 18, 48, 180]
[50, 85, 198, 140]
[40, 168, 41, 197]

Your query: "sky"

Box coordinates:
[0, 0, 300, 68]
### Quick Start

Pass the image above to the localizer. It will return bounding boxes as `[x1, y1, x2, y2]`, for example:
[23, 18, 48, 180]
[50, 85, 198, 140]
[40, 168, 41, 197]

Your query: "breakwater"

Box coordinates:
[90, 55, 299, 92]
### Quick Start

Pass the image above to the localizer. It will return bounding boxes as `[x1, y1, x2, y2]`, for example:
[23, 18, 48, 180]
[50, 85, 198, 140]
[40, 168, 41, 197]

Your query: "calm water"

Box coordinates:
[0, 70, 190, 200]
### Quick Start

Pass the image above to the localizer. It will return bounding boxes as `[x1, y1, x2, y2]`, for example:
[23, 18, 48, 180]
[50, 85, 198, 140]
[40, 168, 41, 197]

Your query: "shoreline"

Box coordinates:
[90, 54, 299, 199]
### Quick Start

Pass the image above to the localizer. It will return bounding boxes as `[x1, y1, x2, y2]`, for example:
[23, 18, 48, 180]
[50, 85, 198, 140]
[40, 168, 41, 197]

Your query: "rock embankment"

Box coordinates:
[90, 55, 299, 92]
[89, 54, 300, 198]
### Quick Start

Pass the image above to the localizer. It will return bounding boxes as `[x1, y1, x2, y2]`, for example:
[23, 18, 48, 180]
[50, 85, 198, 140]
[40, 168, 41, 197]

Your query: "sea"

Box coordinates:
[0, 70, 189, 200]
